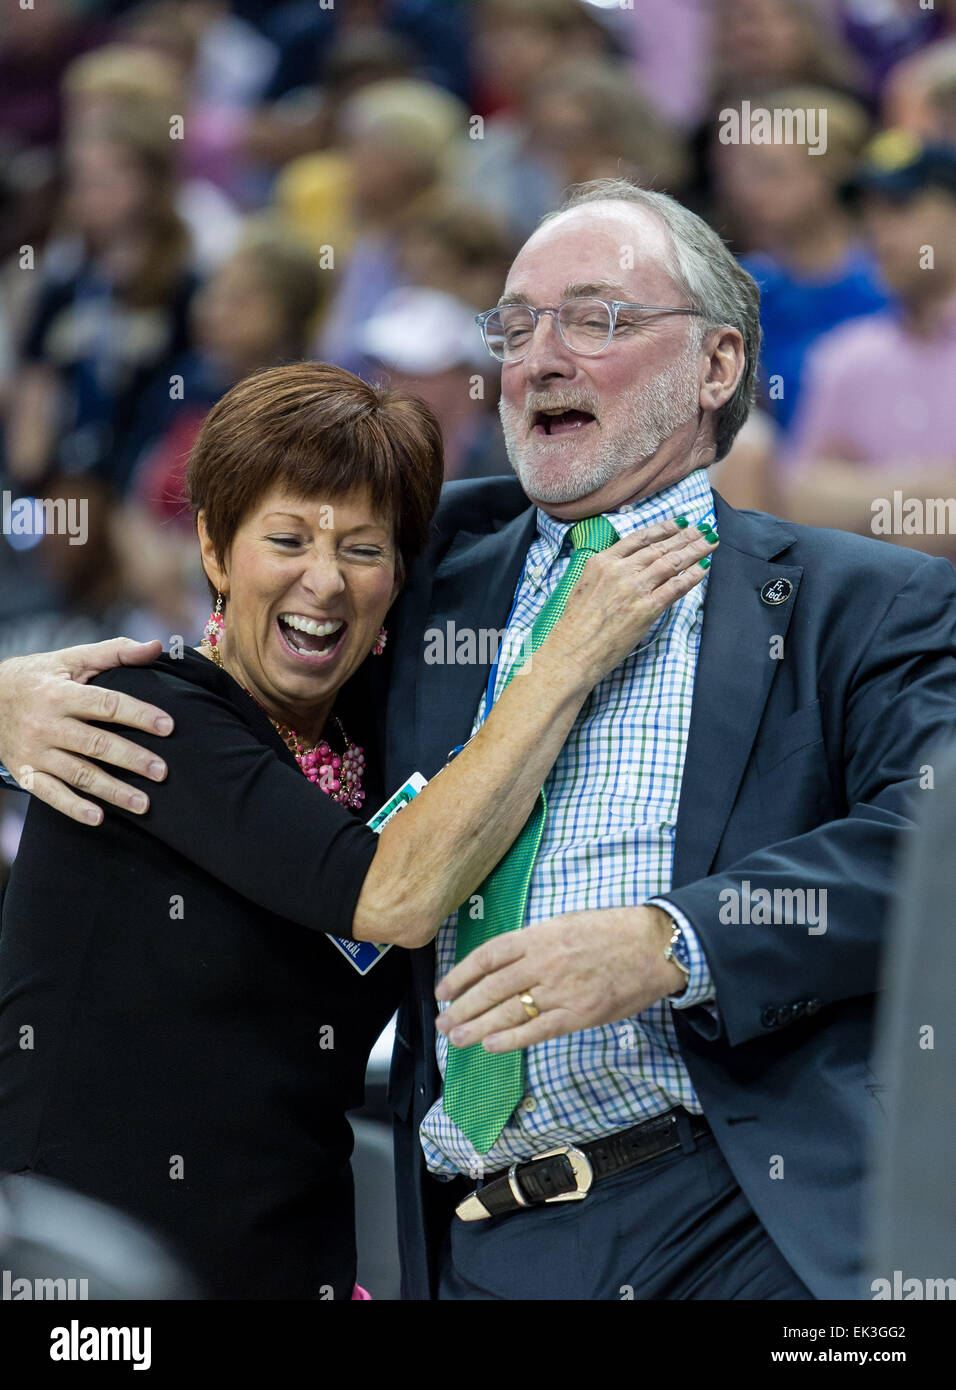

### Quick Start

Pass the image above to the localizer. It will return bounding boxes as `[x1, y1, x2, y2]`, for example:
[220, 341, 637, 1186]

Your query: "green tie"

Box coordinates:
[443, 514, 620, 1153]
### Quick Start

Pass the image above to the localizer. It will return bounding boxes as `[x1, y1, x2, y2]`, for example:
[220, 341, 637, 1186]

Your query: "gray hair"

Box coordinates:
[540, 179, 762, 461]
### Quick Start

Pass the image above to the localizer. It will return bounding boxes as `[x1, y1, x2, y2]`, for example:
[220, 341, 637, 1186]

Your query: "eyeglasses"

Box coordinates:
[475, 297, 703, 363]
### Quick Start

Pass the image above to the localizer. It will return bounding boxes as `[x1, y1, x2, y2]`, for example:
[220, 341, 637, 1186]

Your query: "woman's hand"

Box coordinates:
[544, 518, 718, 687]
[0, 638, 173, 825]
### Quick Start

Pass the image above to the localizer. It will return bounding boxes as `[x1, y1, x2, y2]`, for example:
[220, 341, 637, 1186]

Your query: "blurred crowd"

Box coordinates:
[2, 0, 956, 720]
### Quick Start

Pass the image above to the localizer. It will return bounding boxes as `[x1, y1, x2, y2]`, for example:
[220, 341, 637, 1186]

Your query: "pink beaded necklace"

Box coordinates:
[201, 639, 366, 810]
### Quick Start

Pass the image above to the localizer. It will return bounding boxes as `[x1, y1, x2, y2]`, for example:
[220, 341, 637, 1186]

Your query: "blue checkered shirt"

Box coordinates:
[421, 466, 718, 1178]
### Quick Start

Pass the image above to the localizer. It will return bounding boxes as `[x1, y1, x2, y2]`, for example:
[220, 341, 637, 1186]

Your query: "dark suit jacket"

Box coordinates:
[380, 476, 956, 1301]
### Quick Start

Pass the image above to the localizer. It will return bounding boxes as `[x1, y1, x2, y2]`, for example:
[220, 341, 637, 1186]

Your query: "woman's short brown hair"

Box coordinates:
[186, 361, 444, 588]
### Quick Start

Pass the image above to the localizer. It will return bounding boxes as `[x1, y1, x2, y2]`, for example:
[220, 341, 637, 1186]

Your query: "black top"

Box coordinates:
[0, 648, 409, 1298]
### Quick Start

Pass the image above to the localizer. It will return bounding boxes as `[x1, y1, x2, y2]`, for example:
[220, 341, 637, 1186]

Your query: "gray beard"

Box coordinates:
[499, 339, 702, 505]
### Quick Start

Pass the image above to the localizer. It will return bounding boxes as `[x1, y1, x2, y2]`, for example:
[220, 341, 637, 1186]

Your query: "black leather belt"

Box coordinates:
[455, 1106, 711, 1221]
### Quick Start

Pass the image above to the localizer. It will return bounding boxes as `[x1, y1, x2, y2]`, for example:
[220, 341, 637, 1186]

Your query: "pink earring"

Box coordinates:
[203, 592, 224, 648]
[372, 625, 387, 656]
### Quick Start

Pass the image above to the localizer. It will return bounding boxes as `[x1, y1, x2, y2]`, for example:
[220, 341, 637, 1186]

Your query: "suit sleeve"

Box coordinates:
[657, 554, 956, 1048]
[90, 667, 379, 939]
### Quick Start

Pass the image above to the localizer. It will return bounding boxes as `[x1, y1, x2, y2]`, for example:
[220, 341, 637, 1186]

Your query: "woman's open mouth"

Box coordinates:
[276, 612, 348, 664]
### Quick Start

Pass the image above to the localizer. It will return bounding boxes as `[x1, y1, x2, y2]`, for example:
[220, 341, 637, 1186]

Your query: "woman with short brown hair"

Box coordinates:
[0, 361, 715, 1297]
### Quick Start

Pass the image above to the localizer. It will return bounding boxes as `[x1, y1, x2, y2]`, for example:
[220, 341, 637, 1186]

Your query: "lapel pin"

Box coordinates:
[760, 578, 794, 606]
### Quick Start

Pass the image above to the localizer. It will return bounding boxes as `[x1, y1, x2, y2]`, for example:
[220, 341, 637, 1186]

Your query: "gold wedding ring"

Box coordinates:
[520, 991, 540, 1020]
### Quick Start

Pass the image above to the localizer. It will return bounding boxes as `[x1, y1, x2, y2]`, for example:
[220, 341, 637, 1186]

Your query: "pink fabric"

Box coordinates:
[787, 295, 956, 469]
[351, 1283, 372, 1300]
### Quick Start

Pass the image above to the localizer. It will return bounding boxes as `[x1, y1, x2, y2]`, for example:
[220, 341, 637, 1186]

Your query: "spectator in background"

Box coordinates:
[273, 147, 355, 267]
[398, 199, 516, 323]
[357, 199, 516, 479]
[316, 78, 466, 374]
[0, 465, 137, 881]
[883, 35, 956, 146]
[62, 42, 242, 273]
[359, 286, 509, 481]
[113, 223, 327, 642]
[839, 0, 949, 99]
[243, 26, 415, 183]
[261, 0, 471, 107]
[127, 223, 327, 531]
[785, 130, 956, 564]
[0, 0, 107, 155]
[114, 0, 278, 208]
[0, 145, 62, 427]
[267, 28, 424, 266]
[455, 0, 614, 240]
[711, 0, 859, 104]
[0, 474, 133, 662]
[524, 59, 689, 199]
[4, 107, 199, 496]
[714, 85, 890, 436]
[613, 0, 714, 133]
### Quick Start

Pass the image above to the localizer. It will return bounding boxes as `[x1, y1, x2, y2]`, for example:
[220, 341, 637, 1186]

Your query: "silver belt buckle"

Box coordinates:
[454, 1144, 594, 1222]
[534, 1144, 594, 1203]
[452, 1145, 589, 1223]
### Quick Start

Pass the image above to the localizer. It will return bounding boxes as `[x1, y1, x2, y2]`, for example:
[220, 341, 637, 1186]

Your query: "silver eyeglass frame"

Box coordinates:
[475, 297, 704, 362]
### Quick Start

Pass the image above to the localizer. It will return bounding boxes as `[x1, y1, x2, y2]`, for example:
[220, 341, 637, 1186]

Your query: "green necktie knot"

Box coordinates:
[568, 514, 619, 554]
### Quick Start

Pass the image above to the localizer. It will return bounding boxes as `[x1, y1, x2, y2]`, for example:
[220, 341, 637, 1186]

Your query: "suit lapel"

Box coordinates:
[411, 507, 538, 776]
[672, 491, 803, 886]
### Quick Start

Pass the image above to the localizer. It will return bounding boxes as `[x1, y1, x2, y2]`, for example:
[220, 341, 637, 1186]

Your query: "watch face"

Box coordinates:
[670, 927, 691, 970]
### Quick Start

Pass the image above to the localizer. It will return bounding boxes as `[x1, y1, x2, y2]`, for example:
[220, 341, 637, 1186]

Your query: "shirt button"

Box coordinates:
[520, 1096, 537, 1113]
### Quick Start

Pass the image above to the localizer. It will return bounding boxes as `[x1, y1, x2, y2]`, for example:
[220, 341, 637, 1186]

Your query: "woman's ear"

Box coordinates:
[197, 510, 229, 597]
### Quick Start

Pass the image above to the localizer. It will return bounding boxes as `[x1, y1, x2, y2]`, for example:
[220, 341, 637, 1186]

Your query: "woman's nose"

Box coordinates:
[299, 552, 346, 601]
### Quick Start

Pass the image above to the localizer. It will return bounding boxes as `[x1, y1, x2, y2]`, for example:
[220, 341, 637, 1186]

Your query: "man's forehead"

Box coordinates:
[503, 202, 675, 299]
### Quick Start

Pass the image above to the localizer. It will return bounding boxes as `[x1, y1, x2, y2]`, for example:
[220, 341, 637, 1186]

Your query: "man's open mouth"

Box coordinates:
[531, 408, 597, 437]
[277, 612, 346, 659]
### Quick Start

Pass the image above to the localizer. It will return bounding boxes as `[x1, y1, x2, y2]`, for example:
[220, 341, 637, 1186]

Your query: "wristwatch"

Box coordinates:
[663, 917, 692, 995]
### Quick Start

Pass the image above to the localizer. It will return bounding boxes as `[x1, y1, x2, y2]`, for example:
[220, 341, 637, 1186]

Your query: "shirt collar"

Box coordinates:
[534, 466, 716, 561]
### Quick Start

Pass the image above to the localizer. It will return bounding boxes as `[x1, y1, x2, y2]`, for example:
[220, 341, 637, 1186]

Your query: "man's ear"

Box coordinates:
[699, 326, 745, 416]
[197, 510, 229, 597]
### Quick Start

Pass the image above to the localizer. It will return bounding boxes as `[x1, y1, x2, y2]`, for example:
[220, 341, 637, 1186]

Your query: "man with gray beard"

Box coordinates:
[2, 179, 955, 1301]
[498, 319, 704, 505]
